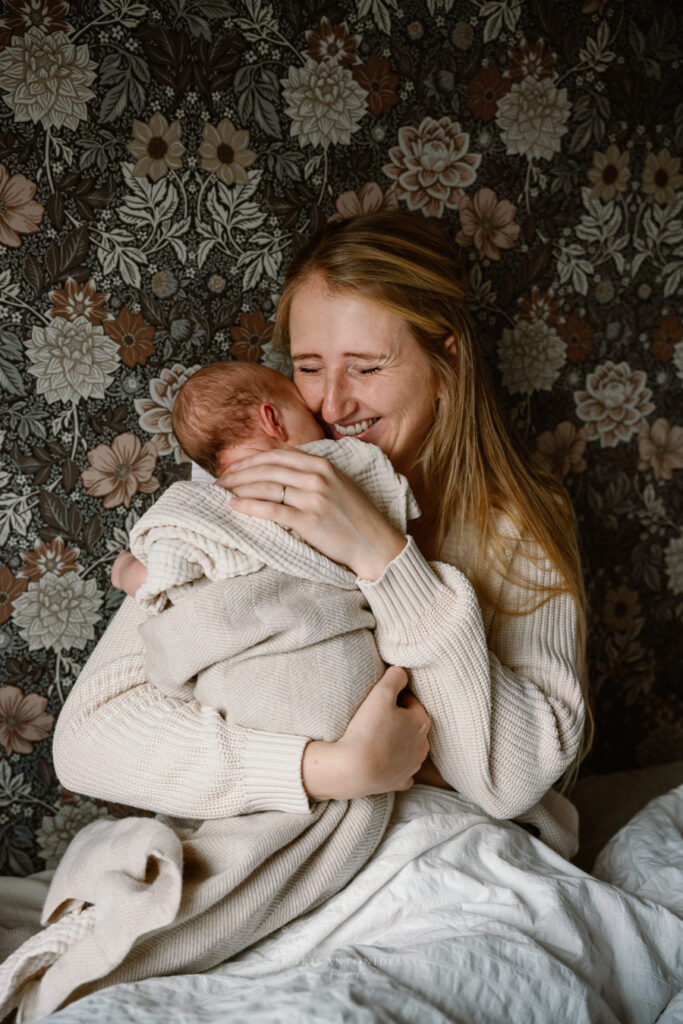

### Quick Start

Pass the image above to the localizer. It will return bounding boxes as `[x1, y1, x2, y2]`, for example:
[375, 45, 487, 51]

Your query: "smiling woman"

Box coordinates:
[217, 212, 591, 843]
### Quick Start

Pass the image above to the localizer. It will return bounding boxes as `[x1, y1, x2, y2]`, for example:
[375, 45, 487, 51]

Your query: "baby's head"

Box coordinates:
[172, 361, 324, 477]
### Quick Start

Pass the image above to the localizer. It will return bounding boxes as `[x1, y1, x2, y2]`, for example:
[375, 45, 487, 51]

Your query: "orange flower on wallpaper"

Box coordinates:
[558, 314, 595, 363]
[21, 538, 79, 581]
[104, 307, 156, 368]
[603, 584, 642, 632]
[587, 145, 631, 202]
[650, 315, 682, 363]
[81, 433, 160, 508]
[517, 287, 560, 326]
[0, 0, 70, 45]
[353, 54, 399, 116]
[230, 310, 274, 363]
[305, 17, 360, 67]
[0, 685, 54, 756]
[466, 66, 510, 123]
[127, 112, 185, 182]
[0, 566, 28, 624]
[507, 39, 555, 82]
[456, 187, 520, 260]
[638, 419, 683, 482]
[49, 278, 110, 324]
[0, 162, 44, 247]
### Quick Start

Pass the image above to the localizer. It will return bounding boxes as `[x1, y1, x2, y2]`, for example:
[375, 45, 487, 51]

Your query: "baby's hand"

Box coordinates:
[111, 551, 147, 596]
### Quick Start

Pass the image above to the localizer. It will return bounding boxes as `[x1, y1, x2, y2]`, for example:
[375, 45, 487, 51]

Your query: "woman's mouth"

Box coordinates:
[332, 417, 380, 438]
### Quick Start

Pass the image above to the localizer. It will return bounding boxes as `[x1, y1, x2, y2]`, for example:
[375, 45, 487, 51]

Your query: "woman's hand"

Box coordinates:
[216, 448, 406, 580]
[301, 666, 431, 801]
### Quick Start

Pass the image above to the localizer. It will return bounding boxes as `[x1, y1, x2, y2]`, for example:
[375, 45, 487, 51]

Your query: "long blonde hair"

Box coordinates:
[275, 213, 593, 775]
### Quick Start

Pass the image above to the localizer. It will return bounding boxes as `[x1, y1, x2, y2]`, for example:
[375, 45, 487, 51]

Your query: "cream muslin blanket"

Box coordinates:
[0, 439, 419, 1023]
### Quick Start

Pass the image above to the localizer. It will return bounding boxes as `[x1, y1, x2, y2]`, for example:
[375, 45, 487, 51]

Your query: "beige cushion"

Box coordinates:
[571, 760, 683, 872]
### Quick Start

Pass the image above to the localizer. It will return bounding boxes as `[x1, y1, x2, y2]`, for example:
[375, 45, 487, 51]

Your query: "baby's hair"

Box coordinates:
[172, 361, 290, 475]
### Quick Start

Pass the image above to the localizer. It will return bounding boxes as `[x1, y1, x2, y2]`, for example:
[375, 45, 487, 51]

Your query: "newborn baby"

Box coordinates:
[112, 360, 419, 740]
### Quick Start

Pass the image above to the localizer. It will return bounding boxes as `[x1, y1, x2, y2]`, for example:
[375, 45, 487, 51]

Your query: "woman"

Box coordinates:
[53, 212, 589, 856]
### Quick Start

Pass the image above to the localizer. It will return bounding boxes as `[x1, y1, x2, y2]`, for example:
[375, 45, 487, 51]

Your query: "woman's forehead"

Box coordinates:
[289, 279, 411, 356]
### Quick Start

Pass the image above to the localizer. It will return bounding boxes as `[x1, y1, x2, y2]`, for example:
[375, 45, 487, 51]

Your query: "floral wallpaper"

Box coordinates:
[0, 0, 681, 876]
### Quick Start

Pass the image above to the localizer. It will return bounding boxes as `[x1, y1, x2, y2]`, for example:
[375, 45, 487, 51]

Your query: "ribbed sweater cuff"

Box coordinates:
[357, 536, 442, 630]
[241, 731, 313, 814]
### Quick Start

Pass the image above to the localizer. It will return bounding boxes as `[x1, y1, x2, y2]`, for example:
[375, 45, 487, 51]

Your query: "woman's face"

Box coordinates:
[288, 273, 440, 478]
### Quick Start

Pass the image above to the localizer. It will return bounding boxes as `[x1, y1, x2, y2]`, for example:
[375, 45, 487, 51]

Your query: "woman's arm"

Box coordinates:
[356, 537, 585, 821]
[53, 596, 312, 817]
[54, 596, 429, 815]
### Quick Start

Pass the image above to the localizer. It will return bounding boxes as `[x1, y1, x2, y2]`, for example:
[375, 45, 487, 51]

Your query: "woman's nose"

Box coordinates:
[321, 377, 356, 425]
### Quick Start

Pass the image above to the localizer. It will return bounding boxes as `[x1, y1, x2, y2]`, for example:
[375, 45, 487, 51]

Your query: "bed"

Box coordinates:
[3, 769, 681, 1024]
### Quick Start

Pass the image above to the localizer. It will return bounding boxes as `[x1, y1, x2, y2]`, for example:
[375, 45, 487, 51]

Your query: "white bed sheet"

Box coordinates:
[41, 784, 683, 1024]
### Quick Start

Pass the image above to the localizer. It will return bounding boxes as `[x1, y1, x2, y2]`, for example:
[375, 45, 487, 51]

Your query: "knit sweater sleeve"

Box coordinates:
[356, 536, 585, 820]
[52, 596, 312, 818]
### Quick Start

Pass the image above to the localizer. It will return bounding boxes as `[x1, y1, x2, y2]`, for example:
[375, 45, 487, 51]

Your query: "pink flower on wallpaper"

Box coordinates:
[637, 418, 683, 481]
[81, 432, 160, 509]
[0, 685, 54, 755]
[134, 363, 201, 461]
[330, 181, 399, 222]
[383, 116, 480, 218]
[532, 421, 588, 481]
[456, 187, 520, 260]
[574, 361, 655, 447]
[0, 162, 44, 247]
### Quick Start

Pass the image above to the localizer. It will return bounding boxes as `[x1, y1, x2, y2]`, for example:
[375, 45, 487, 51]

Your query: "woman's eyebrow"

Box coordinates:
[292, 351, 389, 361]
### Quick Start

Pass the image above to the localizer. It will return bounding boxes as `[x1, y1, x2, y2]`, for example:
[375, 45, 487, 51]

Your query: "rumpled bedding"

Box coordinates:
[32, 782, 683, 1024]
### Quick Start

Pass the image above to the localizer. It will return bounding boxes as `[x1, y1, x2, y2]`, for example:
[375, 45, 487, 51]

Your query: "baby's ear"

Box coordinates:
[260, 401, 288, 442]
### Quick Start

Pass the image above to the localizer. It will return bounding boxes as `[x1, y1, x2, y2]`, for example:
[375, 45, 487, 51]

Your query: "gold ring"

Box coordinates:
[280, 485, 286, 504]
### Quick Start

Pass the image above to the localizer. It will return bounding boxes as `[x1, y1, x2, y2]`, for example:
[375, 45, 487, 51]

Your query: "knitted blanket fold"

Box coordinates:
[0, 439, 412, 1022]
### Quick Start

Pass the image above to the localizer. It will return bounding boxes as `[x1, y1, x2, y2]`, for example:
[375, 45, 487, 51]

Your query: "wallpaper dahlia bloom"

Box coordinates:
[0, 0, 681, 875]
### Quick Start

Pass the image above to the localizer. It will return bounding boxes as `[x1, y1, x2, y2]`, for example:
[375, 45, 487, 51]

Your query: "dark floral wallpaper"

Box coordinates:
[0, 0, 681, 876]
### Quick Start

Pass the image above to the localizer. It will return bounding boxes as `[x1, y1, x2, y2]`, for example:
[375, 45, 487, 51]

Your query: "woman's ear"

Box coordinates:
[443, 334, 457, 367]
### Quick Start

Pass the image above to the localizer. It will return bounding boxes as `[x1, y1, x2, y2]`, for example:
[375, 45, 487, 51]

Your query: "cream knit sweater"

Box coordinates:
[0, 440, 585, 1022]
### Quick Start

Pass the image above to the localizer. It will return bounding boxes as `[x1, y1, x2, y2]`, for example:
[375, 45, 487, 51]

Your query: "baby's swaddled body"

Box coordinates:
[133, 437, 417, 745]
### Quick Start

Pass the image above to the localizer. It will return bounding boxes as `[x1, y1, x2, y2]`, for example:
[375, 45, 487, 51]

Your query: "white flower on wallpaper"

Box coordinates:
[37, 801, 113, 869]
[281, 58, 367, 149]
[673, 339, 683, 383]
[664, 534, 683, 596]
[383, 116, 480, 218]
[134, 363, 202, 462]
[497, 319, 566, 395]
[574, 361, 655, 447]
[0, 28, 96, 131]
[12, 573, 102, 653]
[495, 76, 570, 161]
[25, 316, 120, 405]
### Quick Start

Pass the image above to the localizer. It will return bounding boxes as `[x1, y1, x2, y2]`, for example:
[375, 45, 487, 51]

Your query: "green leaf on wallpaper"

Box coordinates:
[99, 49, 150, 123]
[39, 489, 82, 543]
[0, 326, 26, 396]
[46, 226, 90, 286]
[23, 253, 45, 296]
[234, 65, 282, 139]
[62, 459, 80, 494]
[83, 515, 104, 555]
